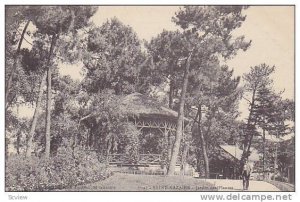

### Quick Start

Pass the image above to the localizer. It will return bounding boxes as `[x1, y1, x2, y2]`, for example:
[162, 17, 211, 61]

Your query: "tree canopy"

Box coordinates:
[5, 6, 294, 187]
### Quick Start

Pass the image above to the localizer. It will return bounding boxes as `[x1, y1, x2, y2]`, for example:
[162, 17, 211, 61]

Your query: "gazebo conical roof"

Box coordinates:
[122, 93, 190, 123]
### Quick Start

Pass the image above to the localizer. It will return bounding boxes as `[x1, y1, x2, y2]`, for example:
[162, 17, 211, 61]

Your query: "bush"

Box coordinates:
[5, 147, 112, 191]
[271, 173, 288, 183]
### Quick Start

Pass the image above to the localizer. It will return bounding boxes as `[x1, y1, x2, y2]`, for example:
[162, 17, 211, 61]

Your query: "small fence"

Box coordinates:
[106, 153, 181, 166]
[106, 154, 194, 176]
[110, 167, 194, 176]
[113, 169, 166, 176]
[107, 154, 163, 166]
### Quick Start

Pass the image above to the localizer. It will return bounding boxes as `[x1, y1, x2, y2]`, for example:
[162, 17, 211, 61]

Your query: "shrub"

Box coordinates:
[271, 173, 288, 183]
[5, 147, 112, 191]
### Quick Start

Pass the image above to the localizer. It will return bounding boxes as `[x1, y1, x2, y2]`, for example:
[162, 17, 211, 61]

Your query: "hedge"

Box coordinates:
[5, 147, 112, 191]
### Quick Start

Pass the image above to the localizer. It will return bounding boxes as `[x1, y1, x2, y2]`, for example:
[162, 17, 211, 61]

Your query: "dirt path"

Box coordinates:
[205, 179, 280, 191]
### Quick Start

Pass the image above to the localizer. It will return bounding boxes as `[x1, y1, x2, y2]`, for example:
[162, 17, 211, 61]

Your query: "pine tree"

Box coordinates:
[22, 6, 98, 158]
[241, 64, 275, 166]
[167, 6, 251, 175]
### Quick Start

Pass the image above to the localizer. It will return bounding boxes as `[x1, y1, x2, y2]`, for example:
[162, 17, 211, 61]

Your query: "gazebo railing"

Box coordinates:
[107, 153, 162, 165]
[107, 153, 181, 166]
[139, 154, 161, 164]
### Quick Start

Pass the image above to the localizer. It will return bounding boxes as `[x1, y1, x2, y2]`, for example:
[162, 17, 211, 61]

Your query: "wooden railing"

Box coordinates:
[107, 154, 162, 165]
[139, 154, 161, 164]
[107, 154, 181, 166]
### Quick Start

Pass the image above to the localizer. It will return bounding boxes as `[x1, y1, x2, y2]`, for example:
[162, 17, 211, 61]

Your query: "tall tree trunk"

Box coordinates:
[167, 132, 172, 169]
[44, 34, 58, 158]
[241, 88, 257, 165]
[180, 142, 189, 175]
[198, 105, 210, 178]
[192, 110, 202, 173]
[168, 80, 174, 109]
[262, 125, 266, 179]
[16, 130, 21, 155]
[274, 142, 278, 173]
[5, 20, 30, 108]
[25, 72, 47, 157]
[5, 137, 9, 159]
[167, 51, 193, 175]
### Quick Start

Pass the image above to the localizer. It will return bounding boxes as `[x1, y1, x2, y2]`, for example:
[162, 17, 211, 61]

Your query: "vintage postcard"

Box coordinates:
[4, 4, 295, 198]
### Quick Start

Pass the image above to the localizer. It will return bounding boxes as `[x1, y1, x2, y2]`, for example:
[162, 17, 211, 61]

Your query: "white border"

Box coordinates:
[0, 1, 298, 202]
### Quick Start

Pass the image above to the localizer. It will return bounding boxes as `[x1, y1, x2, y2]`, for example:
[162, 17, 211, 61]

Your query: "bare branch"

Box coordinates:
[242, 96, 252, 104]
[14, 27, 33, 46]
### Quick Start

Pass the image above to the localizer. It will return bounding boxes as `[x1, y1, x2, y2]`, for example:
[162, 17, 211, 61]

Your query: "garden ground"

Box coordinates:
[63, 173, 280, 191]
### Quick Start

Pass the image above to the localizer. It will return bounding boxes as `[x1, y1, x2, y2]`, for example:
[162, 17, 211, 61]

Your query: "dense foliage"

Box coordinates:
[83, 18, 145, 95]
[6, 148, 112, 191]
[5, 5, 294, 189]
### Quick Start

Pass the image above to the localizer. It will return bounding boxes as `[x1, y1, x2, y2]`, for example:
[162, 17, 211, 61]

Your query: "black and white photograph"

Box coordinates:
[3, 3, 296, 197]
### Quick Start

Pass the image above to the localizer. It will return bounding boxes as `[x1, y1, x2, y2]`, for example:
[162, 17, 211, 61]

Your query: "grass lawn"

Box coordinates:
[63, 173, 216, 191]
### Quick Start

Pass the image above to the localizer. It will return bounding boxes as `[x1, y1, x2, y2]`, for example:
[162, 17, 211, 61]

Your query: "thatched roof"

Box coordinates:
[122, 93, 190, 122]
[80, 93, 191, 124]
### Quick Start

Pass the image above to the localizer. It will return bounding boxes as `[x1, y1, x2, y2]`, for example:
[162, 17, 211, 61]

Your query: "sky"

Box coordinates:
[61, 6, 294, 97]
[17, 6, 295, 120]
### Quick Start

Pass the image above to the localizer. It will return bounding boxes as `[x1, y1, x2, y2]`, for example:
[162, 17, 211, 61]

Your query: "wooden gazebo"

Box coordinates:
[108, 93, 191, 171]
[80, 92, 192, 174]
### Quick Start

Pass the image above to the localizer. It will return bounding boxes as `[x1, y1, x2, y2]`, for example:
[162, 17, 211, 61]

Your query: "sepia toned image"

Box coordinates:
[4, 5, 295, 192]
